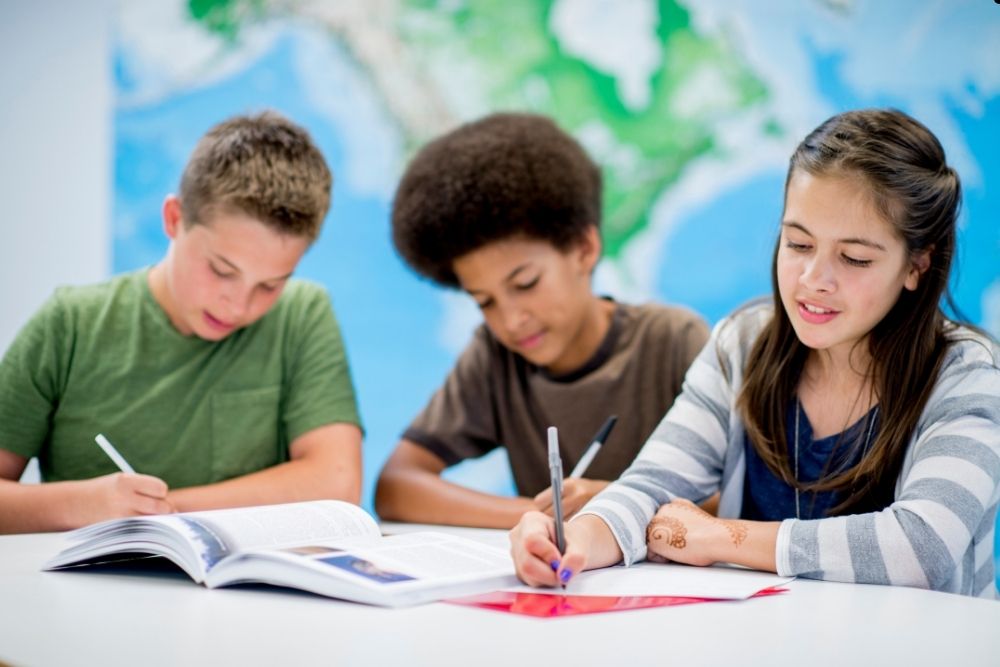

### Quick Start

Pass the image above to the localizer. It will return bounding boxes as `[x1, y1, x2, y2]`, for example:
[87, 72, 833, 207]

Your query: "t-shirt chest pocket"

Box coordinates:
[211, 386, 283, 480]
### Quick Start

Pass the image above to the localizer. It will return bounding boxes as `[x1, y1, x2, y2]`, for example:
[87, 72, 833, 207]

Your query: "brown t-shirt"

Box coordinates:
[403, 302, 710, 496]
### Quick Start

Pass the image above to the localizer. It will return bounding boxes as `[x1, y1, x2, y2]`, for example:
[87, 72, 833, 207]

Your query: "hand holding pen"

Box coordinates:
[510, 418, 627, 588]
[508, 502, 624, 588]
[533, 415, 618, 517]
[79, 433, 174, 525]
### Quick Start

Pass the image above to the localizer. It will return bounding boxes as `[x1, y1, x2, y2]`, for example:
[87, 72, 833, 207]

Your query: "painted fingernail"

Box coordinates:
[559, 568, 573, 583]
[549, 560, 560, 572]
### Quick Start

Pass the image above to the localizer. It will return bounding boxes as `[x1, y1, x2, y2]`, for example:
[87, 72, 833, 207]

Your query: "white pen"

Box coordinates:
[569, 415, 618, 478]
[94, 433, 136, 474]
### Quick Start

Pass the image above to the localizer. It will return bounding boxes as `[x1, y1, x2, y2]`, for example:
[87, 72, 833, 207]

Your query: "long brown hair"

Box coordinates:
[737, 109, 962, 514]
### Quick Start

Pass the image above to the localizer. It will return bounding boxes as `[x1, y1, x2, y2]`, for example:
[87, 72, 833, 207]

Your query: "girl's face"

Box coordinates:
[777, 170, 927, 364]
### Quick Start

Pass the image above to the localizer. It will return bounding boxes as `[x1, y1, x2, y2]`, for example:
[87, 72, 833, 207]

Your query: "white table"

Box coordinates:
[1, 525, 998, 666]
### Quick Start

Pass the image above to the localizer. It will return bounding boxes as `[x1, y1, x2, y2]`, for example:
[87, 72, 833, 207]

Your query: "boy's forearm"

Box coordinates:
[167, 455, 361, 512]
[168, 427, 363, 512]
[376, 471, 535, 528]
[0, 479, 92, 533]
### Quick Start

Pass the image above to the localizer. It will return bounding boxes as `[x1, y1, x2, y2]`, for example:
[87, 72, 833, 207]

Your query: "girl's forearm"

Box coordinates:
[710, 518, 780, 572]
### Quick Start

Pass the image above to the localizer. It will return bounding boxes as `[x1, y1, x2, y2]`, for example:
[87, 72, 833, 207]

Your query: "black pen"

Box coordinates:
[569, 415, 618, 478]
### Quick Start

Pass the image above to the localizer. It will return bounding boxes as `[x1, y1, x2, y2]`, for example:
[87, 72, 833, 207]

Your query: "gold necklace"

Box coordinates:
[793, 400, 879, 519]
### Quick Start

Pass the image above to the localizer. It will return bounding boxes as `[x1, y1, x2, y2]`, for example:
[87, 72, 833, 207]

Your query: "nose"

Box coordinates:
[219, 282, 251, 321]
[800, 253, 836, 293]
[498, 299, 530, 335]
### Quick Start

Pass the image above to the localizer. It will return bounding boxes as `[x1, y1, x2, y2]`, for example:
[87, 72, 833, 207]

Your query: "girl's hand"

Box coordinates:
[645, 498, 748, 567]
[532, 478, 609, 518]
[508, 511, 589, 587]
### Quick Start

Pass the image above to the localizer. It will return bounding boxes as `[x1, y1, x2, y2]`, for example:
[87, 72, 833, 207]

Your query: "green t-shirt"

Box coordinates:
[0, 269, 361, 486]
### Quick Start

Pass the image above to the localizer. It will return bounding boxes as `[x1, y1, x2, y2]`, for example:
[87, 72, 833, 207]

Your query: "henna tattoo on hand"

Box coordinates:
[654, 501, 751, 549]
[646, 516, 687, 550]
[723, 520, 748, 547]
[672, 501, 708, 517]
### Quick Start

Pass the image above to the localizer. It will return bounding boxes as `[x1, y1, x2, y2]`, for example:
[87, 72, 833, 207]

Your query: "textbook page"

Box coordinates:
[504, 562, 793, 600]
[205, 531, 520, 607]
[330, 531, 515, 579]
[177, 500, 379, 553]
[44, 500, 379, 578]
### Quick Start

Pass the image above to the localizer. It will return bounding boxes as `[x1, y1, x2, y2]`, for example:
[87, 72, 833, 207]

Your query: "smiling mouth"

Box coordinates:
[801, 302, 836, 315]
[204, 312, 236, 330]
[516, 331, 545, 349]
[796, 300, 841, 324]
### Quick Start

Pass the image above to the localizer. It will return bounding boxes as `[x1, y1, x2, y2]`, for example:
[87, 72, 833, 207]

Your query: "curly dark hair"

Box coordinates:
[391, 112, 602, 287]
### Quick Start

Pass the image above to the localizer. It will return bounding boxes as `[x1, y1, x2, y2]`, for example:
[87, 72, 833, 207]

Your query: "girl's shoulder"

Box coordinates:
[923, 325, 1000, 420]
[941, 323, 1000, 371]
[712, 299, 774, 358]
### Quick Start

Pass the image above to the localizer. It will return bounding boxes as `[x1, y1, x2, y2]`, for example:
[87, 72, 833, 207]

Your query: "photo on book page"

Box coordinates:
[447, 587, 786, 618]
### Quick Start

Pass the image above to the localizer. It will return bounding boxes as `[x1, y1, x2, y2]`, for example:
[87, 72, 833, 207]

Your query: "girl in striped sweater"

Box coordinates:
[509, 109, 1000, 597]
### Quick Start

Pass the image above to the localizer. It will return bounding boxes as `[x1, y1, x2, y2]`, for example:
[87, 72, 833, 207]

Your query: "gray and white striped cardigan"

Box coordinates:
[579, 304, 1000, 597]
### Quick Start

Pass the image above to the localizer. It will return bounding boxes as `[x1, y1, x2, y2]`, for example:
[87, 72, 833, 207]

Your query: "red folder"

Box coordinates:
[447, 586, 786, 617]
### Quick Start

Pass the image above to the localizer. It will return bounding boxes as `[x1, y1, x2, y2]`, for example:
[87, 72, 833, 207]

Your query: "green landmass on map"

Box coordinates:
[187, 0, 775, 265]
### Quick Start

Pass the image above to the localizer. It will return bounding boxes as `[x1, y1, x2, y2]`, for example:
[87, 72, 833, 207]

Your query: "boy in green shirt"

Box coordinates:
[0, 112, 363, 533]
[376, 113, 709, 528]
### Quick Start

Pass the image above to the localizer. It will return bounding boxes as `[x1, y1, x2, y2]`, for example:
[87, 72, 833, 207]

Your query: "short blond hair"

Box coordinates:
[179, 111, 332, 241]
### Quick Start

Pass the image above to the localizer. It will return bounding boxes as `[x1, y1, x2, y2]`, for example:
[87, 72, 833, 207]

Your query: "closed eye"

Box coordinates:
[209, 263, 236, 278]
[515, 276, 540, 291]
[785, 241, 810, 252]
[841, 254, 872, 267]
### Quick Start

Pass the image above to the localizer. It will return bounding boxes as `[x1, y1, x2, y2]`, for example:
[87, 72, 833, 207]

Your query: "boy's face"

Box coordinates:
[453, 228, 603, 375]
[153, 196, 310, 341]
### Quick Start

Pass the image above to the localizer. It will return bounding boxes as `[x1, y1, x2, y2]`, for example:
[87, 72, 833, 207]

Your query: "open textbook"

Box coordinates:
[43, 500, 519, 607]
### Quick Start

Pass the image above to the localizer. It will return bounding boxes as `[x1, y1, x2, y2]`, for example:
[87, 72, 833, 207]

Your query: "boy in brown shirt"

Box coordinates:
[375, 113, 708, 528]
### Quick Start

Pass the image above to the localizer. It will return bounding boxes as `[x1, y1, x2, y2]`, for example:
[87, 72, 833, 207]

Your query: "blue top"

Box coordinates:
[742, 402, 880, 520]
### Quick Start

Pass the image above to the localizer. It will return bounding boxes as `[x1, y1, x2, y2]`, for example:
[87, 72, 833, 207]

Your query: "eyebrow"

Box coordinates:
[466, 263, 533, 295]
[211, 253, 294, 282]
[782, 221, 887, 252]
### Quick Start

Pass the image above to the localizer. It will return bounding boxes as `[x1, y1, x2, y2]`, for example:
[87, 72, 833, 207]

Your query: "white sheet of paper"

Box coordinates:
[504, 562, 794, 600]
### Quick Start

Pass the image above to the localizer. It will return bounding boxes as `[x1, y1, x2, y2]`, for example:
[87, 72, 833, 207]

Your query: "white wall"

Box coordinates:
[1, 0, 113, 482]
[0, 0, 112, 353]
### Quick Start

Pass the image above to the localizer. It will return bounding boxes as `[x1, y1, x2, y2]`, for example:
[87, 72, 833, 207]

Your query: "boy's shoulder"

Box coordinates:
[619, 301, 708, 335]
[49, 273, 332, 325]
[48, 270, 148, 318]
[274, 277, 329, 303]
[247, 279, 342, 341]
[468, 299, 710, 360]
[267, 278, 332, 319]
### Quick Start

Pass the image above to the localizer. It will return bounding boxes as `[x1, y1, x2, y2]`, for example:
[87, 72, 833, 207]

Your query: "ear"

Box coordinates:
[572, 225, 603, 274]
[904, 246, 933, 291]
[162, 195, 184, 240]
